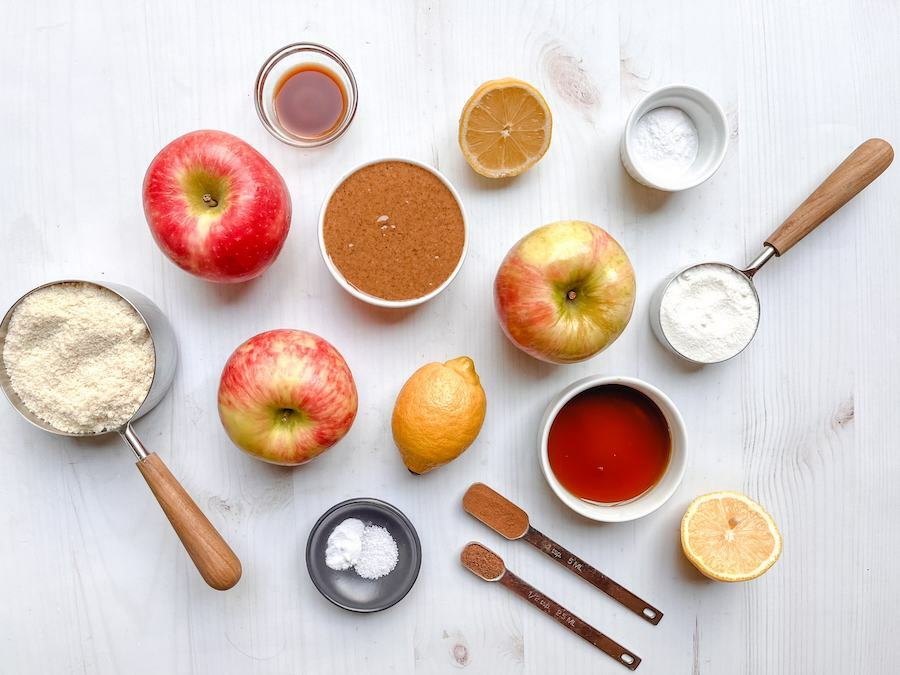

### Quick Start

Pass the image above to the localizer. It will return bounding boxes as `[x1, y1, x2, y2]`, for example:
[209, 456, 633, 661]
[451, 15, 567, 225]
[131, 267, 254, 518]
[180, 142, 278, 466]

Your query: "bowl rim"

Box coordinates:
[539, 375, 688, 522]
[317, 157, 469, 308]
[305, 496, 422, 613]
[621, 83, 728, 192]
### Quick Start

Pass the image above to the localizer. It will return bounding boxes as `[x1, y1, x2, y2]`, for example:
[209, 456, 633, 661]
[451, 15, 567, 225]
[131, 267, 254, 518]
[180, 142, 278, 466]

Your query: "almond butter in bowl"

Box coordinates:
[318, 159, 467, 307]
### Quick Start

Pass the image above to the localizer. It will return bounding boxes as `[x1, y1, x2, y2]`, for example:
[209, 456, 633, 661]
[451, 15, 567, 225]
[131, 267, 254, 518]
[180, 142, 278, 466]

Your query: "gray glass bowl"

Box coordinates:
[306, 498, 421, 612]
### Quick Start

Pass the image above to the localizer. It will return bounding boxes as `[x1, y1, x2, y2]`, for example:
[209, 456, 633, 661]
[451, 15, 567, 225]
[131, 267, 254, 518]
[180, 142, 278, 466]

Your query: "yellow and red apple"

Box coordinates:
[218, 330, 358, 465]
[494, 220, 635, 364]
[143, 130, 291, 283]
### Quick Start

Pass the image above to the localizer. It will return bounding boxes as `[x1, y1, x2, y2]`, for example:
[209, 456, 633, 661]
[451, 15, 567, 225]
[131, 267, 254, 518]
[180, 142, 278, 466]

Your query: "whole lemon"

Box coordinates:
[392, 356, 487, 474]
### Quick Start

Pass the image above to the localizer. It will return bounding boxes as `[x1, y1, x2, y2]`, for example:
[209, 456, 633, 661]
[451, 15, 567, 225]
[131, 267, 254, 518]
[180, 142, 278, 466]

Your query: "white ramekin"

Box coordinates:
[539, 375, 687, 522]
[620, 84, 728, 192]
[317, 157, 468, 309]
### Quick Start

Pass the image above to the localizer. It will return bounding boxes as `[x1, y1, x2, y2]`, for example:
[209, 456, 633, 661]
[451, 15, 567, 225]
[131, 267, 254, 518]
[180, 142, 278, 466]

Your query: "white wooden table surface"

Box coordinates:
[2, 1, 898, 673]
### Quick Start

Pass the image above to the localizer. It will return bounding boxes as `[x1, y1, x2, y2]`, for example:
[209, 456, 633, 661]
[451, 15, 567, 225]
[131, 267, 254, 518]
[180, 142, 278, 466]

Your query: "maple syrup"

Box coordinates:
[548, 385, 671, 504]
[274, 64, 347, 140]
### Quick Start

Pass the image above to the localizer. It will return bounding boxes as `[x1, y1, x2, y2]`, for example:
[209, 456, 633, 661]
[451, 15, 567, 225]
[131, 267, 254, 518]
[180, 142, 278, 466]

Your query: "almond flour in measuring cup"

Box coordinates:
[2, 283, 154, 433]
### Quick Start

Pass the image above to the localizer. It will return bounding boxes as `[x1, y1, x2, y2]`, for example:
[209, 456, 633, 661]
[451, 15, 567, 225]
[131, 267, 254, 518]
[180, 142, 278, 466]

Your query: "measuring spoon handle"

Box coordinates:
[524, 527, 662, 624]
[499, 570, 640, 669]
[765, 138, 893, 255]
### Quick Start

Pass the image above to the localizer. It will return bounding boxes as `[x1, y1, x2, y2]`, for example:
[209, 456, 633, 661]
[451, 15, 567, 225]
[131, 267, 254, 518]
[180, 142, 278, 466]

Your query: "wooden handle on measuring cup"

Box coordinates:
[765, 138, 893, 255]
[137, 453, 242, 590]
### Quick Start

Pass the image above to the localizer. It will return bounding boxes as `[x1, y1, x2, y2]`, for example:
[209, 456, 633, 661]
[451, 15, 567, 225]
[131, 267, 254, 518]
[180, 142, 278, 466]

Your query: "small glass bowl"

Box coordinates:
[254, 43, 358, 148]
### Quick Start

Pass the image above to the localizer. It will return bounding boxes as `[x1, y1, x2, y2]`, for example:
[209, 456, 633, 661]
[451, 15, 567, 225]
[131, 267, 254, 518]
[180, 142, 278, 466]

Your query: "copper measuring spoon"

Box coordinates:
[461, 542, 641, 670]
[463, 482, 662, 624]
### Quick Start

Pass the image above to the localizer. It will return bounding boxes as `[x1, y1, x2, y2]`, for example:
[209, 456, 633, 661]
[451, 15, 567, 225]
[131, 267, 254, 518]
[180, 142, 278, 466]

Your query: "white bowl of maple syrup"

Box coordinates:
[539, 376, 688, 522]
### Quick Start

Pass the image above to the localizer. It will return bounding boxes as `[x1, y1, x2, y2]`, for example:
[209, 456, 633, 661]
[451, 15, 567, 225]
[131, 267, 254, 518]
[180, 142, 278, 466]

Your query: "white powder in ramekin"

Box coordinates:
[632, 106, 700, 183]
[2, 283, 155, 434]
[659, 264, 759, 363]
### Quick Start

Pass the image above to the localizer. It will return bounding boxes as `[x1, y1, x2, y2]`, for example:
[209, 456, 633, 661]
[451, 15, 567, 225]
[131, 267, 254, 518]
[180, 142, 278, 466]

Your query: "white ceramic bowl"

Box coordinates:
[317, 157, 468, 309]
[620, 84, 728, 192]
[539, 375, 687, 522]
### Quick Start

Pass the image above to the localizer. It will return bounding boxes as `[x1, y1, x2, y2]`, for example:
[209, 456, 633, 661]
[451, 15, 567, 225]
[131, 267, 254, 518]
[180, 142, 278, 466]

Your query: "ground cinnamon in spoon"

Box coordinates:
[323, 160, 465, 301]
[463, 483, 529, 539]
[461, 543, 505, 580]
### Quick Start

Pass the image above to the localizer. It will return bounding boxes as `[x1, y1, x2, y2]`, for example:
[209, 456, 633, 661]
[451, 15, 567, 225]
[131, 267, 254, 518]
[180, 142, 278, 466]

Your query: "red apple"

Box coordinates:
[218, 330, 358, 465]
[494, 220, 636, 364]
[143, 130, 291, 282]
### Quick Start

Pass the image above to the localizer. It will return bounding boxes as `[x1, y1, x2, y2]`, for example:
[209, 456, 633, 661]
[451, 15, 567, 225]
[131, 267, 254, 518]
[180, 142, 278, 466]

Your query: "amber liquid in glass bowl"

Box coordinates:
[255, 43, 357, 147]
[274, 64, 347, 140]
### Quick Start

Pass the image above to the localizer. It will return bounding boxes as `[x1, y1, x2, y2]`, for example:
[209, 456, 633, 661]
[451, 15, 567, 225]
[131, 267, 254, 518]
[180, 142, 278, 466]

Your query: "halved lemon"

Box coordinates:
[681, 491, 782, 582]
[458, 78, 552, 178]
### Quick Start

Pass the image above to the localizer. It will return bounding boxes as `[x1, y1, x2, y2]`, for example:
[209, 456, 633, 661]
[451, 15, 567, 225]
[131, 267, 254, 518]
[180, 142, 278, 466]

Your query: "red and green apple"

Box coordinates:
[494, 220, 636, 364]
[218, 329, 358, 465]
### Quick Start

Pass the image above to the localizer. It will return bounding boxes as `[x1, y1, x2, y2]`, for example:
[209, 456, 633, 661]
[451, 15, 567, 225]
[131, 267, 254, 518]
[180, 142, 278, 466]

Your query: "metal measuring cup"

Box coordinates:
[0, 280, 241, 590]
[651, 138, 894, 364]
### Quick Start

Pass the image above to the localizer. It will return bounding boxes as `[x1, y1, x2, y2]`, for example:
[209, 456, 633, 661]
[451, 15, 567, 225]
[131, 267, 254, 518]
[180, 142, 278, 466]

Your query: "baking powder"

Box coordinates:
[3, 283, 155, 433]
[659, 264, 759, 363]
[632, 106, 699, 181]
[325, 518, 365, 570]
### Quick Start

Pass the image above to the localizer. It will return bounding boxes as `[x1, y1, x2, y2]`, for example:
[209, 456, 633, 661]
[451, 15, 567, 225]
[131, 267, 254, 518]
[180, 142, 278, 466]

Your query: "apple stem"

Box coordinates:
[567, 290, 577, 301]
[202, 193, 218, 208]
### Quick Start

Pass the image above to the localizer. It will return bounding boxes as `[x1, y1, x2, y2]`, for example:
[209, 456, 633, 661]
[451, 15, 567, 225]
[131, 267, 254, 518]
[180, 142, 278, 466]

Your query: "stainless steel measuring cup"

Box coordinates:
[651, 138, 894, 364]
[0, 280, 241, 590]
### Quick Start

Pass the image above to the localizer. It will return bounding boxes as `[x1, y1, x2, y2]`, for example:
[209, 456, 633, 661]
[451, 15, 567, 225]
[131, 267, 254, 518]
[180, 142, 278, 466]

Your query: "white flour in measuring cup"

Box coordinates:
[659, 264, 759, 363]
